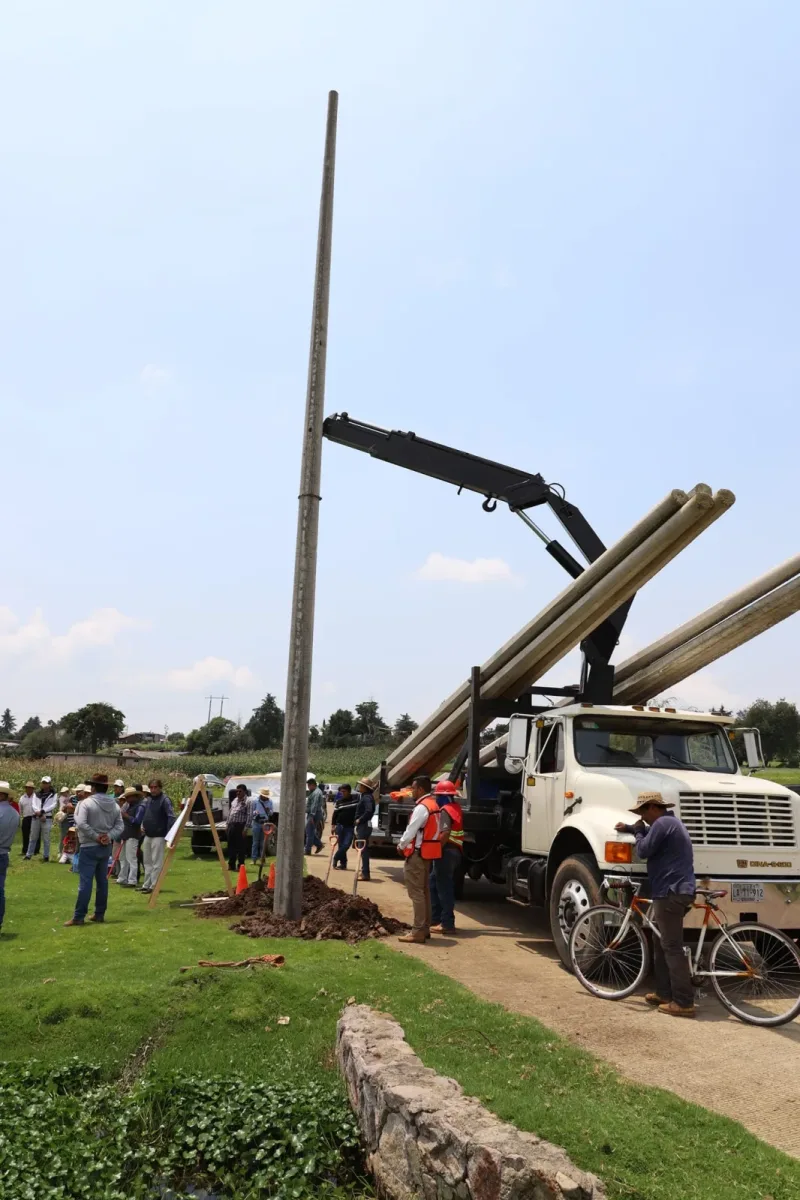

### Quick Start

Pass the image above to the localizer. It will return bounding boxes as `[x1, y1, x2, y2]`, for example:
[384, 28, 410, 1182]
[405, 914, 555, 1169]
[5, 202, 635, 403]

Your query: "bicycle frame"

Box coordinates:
[602, 878, 756, 982]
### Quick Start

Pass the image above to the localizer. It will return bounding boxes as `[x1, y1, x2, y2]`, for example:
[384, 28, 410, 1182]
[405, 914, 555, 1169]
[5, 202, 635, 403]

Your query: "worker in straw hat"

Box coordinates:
[616, 791, 697, 1018]
[250, 788, 273, 864]
[0, 781, 20, 936]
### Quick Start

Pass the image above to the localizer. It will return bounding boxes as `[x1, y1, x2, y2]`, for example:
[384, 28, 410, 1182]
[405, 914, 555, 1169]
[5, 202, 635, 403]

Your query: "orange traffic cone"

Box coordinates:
[267, 863, 276, 890]
[236, 864, 249, 894]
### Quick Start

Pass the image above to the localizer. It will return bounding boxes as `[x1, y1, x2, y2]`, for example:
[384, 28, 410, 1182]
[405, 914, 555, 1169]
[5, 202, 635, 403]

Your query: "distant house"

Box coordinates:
[0, 740, 19, 750]
[118, 731, 166, 745]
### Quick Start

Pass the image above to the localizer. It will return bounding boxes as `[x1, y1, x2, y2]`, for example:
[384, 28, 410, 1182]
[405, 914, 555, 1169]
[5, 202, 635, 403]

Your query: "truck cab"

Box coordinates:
[505, 704, 800, 965]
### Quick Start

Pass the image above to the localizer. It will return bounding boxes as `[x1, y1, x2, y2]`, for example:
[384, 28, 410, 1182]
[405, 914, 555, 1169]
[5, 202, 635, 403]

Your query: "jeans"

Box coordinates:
[0, 850, 8, 928]
[304, 815, 323, 854]
[430, 845, 461, 930]
[332, 825, 354, 868]
[27, 817, 53, 860]
[355, 823, 371, 880]
[226, 825, 247, 871]
[74, 843, 111, 921]
[117, 839, 139, 885]
[652, 892, 696, 1008]
[142, 835, 166, 890]
[251, 822, 267, 862]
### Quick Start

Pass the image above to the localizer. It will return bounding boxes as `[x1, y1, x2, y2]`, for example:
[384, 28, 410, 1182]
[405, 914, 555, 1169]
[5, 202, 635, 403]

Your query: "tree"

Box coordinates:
[392, 713, 418, 745]
[0, 708, 16, 738]
[245, 694, 285, 749]
[353, 700, 389, 741]
[61, 703, 126, 754]
[321, 709, 355, 747]
[16, 715, 42, 740]
[19, 726, 61, 759]
[309, 725, 321, 744]
[736, 699, 800, 767]
[186, 717, 253, 755]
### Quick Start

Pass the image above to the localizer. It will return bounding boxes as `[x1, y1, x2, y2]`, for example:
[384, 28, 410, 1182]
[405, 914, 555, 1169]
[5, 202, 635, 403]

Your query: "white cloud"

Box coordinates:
[165, 656, 255, 691]
[0, 607, 146, 663]
[416, 552, 517, 584]
[139, 363, 171, 389]
[652, 669, 744, 714]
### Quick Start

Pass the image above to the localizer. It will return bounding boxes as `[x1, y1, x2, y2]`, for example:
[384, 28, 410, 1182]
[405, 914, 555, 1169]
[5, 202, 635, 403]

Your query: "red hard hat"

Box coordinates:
[434, 780, 458, 795]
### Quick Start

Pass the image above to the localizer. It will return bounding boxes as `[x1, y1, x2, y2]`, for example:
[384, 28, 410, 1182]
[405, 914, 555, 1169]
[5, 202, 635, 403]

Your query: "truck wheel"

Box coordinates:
[549, 854, 602, 970]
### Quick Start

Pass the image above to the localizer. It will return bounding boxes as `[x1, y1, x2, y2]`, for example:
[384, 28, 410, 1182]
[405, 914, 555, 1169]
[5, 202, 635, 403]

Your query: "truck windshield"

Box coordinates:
[573, 716, 737, 773]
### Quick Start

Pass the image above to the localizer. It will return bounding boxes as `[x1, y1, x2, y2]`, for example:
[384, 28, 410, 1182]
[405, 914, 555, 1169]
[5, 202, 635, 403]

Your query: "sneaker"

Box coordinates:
[658, 1001, 696, 1019]
[140, 887, 152, 894]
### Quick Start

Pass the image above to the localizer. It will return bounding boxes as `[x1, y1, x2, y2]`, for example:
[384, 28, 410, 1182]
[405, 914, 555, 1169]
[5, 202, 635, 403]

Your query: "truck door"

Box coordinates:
[523, 721, 565, 854]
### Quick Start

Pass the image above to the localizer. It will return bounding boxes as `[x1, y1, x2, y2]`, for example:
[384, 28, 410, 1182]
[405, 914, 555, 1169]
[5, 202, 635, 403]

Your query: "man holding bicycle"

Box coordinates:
[616, 791, 696, 1018]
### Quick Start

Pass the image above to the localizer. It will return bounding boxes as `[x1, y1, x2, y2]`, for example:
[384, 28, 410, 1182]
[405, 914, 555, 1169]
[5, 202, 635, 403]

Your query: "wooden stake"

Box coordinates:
[149, 778, 233, 909]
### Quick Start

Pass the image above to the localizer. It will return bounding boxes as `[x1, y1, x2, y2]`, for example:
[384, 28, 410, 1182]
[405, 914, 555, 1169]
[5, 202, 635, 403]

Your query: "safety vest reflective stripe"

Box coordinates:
[441, 802, 464, 849]
[403, 796, 443, 860]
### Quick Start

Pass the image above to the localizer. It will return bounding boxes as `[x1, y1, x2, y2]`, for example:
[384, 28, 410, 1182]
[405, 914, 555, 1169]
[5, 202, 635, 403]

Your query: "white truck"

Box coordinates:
[499, 703, 800, 965]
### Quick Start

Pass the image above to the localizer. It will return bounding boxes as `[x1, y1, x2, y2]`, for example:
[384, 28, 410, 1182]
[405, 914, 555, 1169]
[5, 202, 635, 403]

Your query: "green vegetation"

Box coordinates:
[2, 842, 799, 1200]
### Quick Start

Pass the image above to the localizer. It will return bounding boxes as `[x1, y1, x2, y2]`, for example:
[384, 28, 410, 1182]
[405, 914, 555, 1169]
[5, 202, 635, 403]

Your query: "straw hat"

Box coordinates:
[24, 781, 35, 789]
[629, 790, 675, 815]
[258, 788, 271, 799]
[357, 777, 375, 790]
[0, 781, 14, 800]
[59, 787, 70, 795]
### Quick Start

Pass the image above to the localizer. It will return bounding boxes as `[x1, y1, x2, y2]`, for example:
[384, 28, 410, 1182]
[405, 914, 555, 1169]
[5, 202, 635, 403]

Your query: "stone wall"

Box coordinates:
[337, 1005, 605, 1200]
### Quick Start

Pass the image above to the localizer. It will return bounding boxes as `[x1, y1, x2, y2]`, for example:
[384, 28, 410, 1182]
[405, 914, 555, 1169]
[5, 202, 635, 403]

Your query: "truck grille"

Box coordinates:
[678, 793, 796, 848]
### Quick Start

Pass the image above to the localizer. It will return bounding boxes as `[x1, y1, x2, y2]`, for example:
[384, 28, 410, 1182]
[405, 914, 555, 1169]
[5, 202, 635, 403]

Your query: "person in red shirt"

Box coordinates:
[429, 780, 464, 935]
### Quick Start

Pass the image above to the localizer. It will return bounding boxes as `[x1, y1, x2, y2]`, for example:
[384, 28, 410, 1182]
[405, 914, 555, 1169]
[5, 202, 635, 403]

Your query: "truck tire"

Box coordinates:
[549, 854, 602, 970]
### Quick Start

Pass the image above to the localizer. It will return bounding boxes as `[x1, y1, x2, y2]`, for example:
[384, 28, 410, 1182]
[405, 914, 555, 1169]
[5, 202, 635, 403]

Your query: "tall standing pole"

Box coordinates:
[275, 91, 338, 920]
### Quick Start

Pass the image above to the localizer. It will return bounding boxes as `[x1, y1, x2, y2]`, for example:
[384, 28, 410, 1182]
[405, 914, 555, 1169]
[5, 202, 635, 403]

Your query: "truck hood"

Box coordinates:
[572, 766, 794, 810]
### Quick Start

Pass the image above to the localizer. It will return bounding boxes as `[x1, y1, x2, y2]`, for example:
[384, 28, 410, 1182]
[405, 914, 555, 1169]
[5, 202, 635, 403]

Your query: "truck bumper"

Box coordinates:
[685, 878, 800, 934]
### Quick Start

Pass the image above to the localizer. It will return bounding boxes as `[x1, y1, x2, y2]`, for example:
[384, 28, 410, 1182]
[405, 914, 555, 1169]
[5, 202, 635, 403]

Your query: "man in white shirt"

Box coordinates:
[18, 781, 37, 856]
[27, 777, 58, 862]
[397, 775, 442, 944]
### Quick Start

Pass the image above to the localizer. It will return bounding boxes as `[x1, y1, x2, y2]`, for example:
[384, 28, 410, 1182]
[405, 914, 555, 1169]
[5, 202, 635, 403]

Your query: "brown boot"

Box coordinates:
[63, 918, 85, 927]
[644, 993, 670, 1006]
[398, 932, 426, 944]
[658, 1001, 696, 1019]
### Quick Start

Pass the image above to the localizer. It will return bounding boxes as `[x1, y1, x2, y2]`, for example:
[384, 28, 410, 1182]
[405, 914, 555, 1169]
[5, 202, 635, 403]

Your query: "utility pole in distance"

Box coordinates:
[275, 91, 338, 920]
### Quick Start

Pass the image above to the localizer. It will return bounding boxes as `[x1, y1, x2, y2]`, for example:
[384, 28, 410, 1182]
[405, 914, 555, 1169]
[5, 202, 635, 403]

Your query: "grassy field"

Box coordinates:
[2, 833, 799, 1200]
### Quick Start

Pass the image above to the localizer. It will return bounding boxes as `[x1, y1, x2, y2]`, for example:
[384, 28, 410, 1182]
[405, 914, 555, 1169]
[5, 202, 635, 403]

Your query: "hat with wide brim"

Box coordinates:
[629, 791, 675, 815]
[25, 781, 36, 788]
[0, 781, 14, 800]
[357, 777, 375, 790]
[258, 788, 271, 799]
[85, 773, 110, 787]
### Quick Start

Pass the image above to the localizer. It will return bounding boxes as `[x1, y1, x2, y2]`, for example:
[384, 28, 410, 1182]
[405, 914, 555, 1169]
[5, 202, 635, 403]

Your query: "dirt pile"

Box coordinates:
[196, 874, 407, 943]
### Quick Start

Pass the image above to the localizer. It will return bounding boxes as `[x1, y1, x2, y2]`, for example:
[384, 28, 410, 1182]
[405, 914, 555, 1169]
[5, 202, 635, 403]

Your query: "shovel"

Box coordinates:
[257, 823, 276, 882]
[324, 835, 339, 885]
[352, 839, 367, 897]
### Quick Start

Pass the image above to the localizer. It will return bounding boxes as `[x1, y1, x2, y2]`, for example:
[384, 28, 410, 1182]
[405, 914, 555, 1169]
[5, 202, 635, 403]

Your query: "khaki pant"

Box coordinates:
[142, 835, 166, 890]
[404, 852, 431, 935]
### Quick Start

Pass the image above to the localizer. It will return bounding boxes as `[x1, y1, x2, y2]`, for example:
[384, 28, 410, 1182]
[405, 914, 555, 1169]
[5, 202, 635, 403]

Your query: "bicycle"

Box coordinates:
[569, 877, 800, 1027]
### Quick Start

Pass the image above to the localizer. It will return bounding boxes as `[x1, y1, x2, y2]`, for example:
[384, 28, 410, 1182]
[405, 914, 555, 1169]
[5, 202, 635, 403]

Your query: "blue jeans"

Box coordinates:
[74, 843, 111, 922]
[0, 851, 8, 928]
[251, 822, 265, 862]
[304, 815, 323, 854]
[333, 825, 354, 868]
[430, 846, 461, 929]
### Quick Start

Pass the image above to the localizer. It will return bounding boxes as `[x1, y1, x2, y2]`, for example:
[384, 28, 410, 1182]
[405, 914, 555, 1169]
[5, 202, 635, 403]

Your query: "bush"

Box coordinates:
[0, 1061, 369, 1200]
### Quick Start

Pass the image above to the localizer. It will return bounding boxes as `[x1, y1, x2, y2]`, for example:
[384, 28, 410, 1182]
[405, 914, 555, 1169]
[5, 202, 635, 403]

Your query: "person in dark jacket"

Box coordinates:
[354, 779, 376, 882]
[140, 779, 175, 894]
[616, 790, 697, 1018]
[331, 785, 357, 870]
[117, 788, 145, 887]
[226, 787, 251, 871]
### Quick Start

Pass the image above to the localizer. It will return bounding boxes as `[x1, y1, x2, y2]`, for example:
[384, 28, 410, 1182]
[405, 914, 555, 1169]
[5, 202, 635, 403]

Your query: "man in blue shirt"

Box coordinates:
[616, 791, 696, 1018]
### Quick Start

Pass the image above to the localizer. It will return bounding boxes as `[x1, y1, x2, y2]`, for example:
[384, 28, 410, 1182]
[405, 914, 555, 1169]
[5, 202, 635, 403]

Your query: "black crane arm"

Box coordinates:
[322, 412, 631, 700]
[322, 413, 604, 577]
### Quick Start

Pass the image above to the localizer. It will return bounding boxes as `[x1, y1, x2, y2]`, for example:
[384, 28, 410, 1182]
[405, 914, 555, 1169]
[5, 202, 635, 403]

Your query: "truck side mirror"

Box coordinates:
[505, 715, 531, 774]
[742, 729, 764, 771]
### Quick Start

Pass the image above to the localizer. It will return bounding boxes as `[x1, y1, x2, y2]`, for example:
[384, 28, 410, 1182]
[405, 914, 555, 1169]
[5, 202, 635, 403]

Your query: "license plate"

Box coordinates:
[731, 882, 765, 903]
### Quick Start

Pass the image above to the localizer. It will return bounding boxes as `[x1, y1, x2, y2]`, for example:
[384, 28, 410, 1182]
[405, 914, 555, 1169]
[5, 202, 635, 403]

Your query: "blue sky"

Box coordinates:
[2, 1, 798, 735]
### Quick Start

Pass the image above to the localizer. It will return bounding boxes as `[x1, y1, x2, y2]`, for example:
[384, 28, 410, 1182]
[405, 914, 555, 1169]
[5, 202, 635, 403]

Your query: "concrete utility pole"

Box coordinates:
[275, 91, 339, 920]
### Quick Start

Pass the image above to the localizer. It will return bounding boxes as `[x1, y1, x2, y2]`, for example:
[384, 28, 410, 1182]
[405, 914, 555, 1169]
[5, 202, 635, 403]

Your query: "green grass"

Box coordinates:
[2, 837, 799, 1200]
[752, 766, 800, 785]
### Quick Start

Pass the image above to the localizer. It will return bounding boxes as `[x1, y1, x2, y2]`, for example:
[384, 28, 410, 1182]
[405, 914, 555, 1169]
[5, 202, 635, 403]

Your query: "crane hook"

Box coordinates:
[482, 496, 498, 513]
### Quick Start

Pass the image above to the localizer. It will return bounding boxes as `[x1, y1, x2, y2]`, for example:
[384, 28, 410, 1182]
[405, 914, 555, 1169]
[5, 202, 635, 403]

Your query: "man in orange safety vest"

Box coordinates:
[397, 775, 442, 944]
[429, 779, 464, 935]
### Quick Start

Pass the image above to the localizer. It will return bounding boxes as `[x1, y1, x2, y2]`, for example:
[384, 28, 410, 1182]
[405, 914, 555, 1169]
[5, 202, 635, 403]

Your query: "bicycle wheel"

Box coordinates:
[709, 923, 800, 1027]
[569, 904, 650, 1000]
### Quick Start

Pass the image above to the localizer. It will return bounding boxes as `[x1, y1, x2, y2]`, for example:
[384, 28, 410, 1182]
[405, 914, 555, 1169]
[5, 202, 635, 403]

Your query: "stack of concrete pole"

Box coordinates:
[478, 552, 800, 768]
[371, 483, 736, 788]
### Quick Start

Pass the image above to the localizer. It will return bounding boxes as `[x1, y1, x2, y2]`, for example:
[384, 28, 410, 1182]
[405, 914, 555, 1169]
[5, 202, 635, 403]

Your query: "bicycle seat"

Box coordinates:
[695, 888, 727, 900]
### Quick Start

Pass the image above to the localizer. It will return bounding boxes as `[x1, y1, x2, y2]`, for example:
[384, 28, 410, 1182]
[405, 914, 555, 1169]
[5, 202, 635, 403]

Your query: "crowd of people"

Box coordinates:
[0, 772, 176, 931]
[306, 774, 376, 882]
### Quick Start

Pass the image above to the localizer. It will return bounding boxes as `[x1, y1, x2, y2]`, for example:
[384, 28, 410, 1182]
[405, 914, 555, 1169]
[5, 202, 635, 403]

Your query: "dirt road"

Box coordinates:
[307, 847, 800, 1158]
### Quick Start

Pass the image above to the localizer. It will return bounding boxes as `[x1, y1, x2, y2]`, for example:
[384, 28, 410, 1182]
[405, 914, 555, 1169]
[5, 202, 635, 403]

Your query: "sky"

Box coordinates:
[1, 1, 799, 736]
